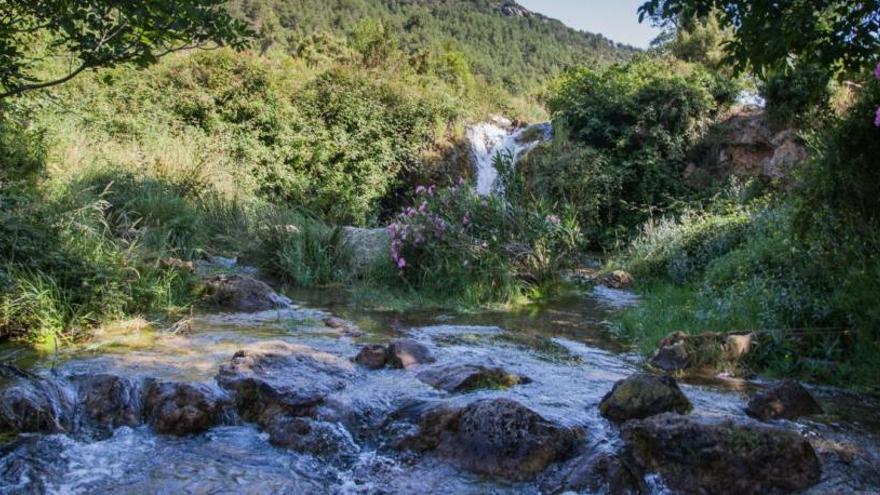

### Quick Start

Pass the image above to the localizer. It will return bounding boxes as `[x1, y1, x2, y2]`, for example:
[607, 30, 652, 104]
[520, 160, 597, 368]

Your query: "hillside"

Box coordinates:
[227, 0, 638, 92]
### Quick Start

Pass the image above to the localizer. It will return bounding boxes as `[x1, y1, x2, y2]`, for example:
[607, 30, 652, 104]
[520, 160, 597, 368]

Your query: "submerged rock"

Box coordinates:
[323, 317, 363, 337]
[0, 377, 75, 433]
[392, 398, 582, 481]
[216, 341, 354, 422]
[386, 339, 435, 369]
[143, 381, 231, 435]
[621, 413, 822, 495]
[72, 374, 142, 431]
[746, 380, 822, 421]
[541, 451, 647, 495]
[265, 415, 358, 463]
[599, 373, 691, 422]
[416, 364, 530, 392]
[201, 275, 291, 312]
[354, 345, 387, 370]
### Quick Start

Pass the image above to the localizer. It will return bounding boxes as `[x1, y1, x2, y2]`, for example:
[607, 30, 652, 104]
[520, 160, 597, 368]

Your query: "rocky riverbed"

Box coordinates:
[0, 282, 878, 494]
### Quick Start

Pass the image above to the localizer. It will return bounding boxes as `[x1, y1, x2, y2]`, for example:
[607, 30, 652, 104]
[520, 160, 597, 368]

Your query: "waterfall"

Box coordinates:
[467, 117, 552, 195]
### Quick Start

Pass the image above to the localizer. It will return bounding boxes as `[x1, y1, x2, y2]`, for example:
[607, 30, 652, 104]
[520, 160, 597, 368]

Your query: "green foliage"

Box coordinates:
[384, 156, 581, 307]
[228, 0, 637, 93]
[654, 9, 731, 70]
[0, 0, 251, 98]
[762, 63, 834, 126]
[639, 0, 880, 77]
[523, 57, 736, 246]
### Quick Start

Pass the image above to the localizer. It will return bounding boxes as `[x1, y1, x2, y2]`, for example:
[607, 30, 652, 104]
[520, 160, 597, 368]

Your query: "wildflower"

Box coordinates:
[415, 185, 426, 195]
[546, 214, 561, 226]
[418, 201, 428, 214]
[406, 207, 416, 218]
[397, 257, 407, 269]
[875, 62, 880, 81]
[875, 106, 880, 128]
[462, 212, 471, 226]
[428, 185, 436, 196]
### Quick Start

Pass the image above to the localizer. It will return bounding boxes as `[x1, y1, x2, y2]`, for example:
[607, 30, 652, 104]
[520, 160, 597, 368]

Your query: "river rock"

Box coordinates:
[354, 345, 387, 369]
[650, 332, 690, 371]
[602, 270, 634, 289]
[323, 317, 363, 337]
[416, 364, 530, 392]
[541, 451, 647, 495]
[0, 377, 75, 433]
[143, 380, 231, 435]
[621, 413, 822, 495]
[202, 274, 291, 312]
[392, 398, 582, 481]
[599, 373, 691, 422]
[265, 415, 358, 463]
[216, 341, 354, 422]
[386, 339, 435, 369]
[72, 374, 142, 431]
[745, 380, 822, 421]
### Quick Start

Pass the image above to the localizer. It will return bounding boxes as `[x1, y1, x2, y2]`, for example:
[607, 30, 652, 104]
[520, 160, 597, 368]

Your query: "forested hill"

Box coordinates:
[227, 0, 638, 92]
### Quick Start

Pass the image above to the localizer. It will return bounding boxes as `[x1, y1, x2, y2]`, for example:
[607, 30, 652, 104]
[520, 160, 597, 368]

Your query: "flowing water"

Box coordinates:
[467, 118, 552, 195]
[1, 285, 878, 494]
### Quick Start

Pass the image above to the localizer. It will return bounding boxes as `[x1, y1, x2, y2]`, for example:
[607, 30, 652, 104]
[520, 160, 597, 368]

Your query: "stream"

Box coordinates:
[0, 285, 878, 494]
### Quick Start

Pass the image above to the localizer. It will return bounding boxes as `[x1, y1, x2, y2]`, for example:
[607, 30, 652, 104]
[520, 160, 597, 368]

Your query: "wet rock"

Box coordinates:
[599, 373, 691, 422]
[650, 332, 690, 371]
[386, 339, 435, 369]
[416, 364, 530, 392]
[201, 274, 291, 313]
[746, 380, 822, 421]
[602, 270, 634, 289]
[143, 381, 231, 435]
[265, 415, 357, 463]
[354, 345, 387, 370]
[621, 413, 822, 495]
[541, 451, 647, 495]
[216, 341, 354, 422]
[72, 374, 142, 431]
[0, 377, 75, 433]
[392, 398, 583, 481]
[323, 317, 364, 337]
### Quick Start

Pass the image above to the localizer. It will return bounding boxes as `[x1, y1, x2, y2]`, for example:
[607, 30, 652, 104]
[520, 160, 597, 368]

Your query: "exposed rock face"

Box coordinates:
[264, 415, 357, 462]
[392, 398, 582, 481]
[651, 339, 690, 372]
[216, 341, 354, 422]
[746, 380, 822, 421]
[386, 339, 436, 369]
[354, 345, 387, 370]
[599, 374, 691, 422]
[72, 374, 141, 431]
[416, 364, 530, 392]
[498, 1, 533, 17]
[202, 275, 291, 312]
[143, 381, 231, 435]
[602, 270, 634, 290]
[621, 413, 822, 495]
[0, 377, 75, 433]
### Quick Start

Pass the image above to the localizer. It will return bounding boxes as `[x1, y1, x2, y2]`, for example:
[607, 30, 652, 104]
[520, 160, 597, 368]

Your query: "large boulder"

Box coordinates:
[72, 374, 142, 432]
[202, 275, 291, 312]
[416, 364, 530, 393]
[264, 415, 358, 463]
[354, 345, 387, 370]
[392, 398, 582, 481]
[621, 413, 822, 495]
[143, 380, 232, 435]
[599, 373, 691, 422]
[745, 380, 822, 421]
[386, 339, 435, 369]
[0, 377, 75, 433]
[216, 341, 354, 422]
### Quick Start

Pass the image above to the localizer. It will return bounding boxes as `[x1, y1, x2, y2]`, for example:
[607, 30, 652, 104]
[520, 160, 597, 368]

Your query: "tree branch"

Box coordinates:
[0, 61, 92, 98]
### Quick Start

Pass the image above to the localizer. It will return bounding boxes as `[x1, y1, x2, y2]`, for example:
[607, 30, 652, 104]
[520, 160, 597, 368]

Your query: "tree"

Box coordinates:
[0, 0, 252, 98]
[639, 1, 880, 77]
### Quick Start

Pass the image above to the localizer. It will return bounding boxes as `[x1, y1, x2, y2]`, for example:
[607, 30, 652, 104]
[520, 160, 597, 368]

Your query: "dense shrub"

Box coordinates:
[762, 63, 834, 126]
[522, 57, 736, 247]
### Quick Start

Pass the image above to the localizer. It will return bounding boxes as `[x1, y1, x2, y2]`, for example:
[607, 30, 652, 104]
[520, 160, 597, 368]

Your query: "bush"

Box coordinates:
[523, 57, 736, 247]
[382, 155, 581, 307]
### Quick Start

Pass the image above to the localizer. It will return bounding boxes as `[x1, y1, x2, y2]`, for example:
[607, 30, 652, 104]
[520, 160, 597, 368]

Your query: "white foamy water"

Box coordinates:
[467, 119, 551, 195]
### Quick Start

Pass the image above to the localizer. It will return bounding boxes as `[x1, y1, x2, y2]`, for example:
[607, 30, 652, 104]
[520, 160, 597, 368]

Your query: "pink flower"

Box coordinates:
[428, 185, 436, 196]
[397, 257, 407, 269]
[875, 62, 880, 81]
[875, 106, 880, 128]
[406, 207, 416, 218]
[418, 201, 428, 214]
[462, 212, 471, 226]
[415, 185, 427, 195]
